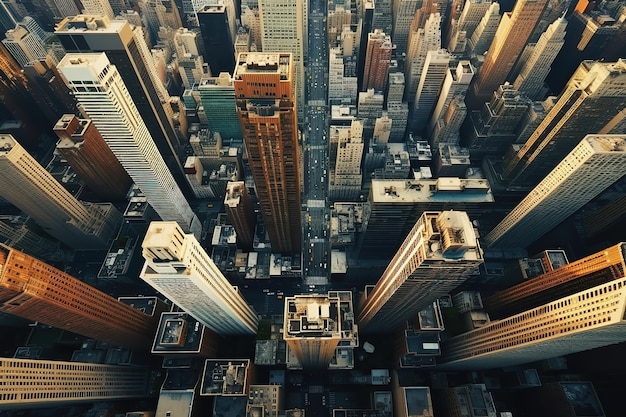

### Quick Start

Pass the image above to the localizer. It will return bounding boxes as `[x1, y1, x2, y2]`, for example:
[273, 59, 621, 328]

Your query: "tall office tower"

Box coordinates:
[233, 53, 301, 253]
[373, 0, 393, 34]
[0, 216, 64, 261]
[439, 276, 626, 369]
[512, 17, 567, 100]
[357, 88, 385, 133]
[430, 95, 467, 145]
[329, 120, 364, 200]
[356, 178, 493, 259]
[464, 84, 531, 158]
[81, 0, 114, 19]
[362, 29, 393, 92]
[358, 211, 483, 333]
[373, 114, 392, 144]
[258, 0, 306, 121]
[55, 15, 188, 196]
[405, 12, 441, 102]
[409, 49, 451, 133]
[328, 47, 358, 105]
[173, 28, 206, 88]
[0, 0, 20, 33]
[466, 0, 549, 109]
[241, 6, 262, 51]
[58, 53, 200, 236]
[357, 0, 375, 91]
[485, 135, 626, 250]
[448, 0, 492, 54]
[387, 71, 405, 102]
[547, 6, 624, 94]
[392, 0, 419, 57]
[198, 73, 243, 141]
[2, 25, 47, 67]
[0, 244, 158, 348]
[139, 0, 183, 46]
[53, 114, 132, 201]
[0, 357, 150, 408]
[198, 4, 236, 75]
[0, 135, 121, 250]
[283, 292, 358, 368]
[224, 181, 256, 250]
[484, 242, 626, 319]
[501, 60, 626, 190]
[427, 60, 474, 140]
[466, 1, 500, 56]
[327, 3, 352, 47]
[141, 221, 259, 334]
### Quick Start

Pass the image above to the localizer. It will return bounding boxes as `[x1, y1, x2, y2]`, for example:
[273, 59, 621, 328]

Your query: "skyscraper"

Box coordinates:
[283, 291, 358, 368]
[53, 114, 132, 201]
[258, 0, 306, 120]
[55, 15, 188, 194]
[57, 53, 201, 236]
[197, 4, 236, 76]
[427, 60, 474, 139]
[409, 49, 451, 133]
[358, 211, 483, 333]
[484, 242, 626, 319]
[502, 60, 626, 190]
[0, 357, 150, 408]
[0, 244, 157, 349]
[224, 181, 256, 251]
[329, 120, 364, 200]
[512, 17, 567, 100]
[81, 0, 114, 19]
[485, 135, 626, 250]
[447, 0, 492, 54]
[439, 277, 626, 370]
[141, 221, 259, 335]
[405, 12, 441, 102]
[198, 73, 243, 141]
[362, 29, 392, 92]
[391, 0, 419, 57]
[2, 24, 47, 67]
[466, 1, 500, 56]
[233, 52, 301, 253]
[0, 135, 121, 250]
[467, 0, 549, 108]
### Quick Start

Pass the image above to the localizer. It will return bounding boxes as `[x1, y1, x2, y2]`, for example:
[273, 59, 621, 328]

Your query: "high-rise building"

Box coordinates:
[224, 181, 256, 251]
[356, 0, 374, 92]
[81, 0, 114, 19]
[466, 1, 500, 56]
[198, 73, 243, 141]
[430, 95, 467, 145]
[258, 0, 306, 121]
[439, 277, 626, 369]
[405, 12, 441, 102]
[464, 83, 531, 158]
[55, 15, 188, 195]
[0, 135, 121, 250]
[447, 0, 492, 54]
[2, 24, 47, 67]
[362, 29, 393, 92]
[485, 135, 626, 250]
[58, 53, 201, 236]
[0, 244, 157, 349]
[467, 0, 548, 108]
[409, 49, 451, 133]
[358, 211, 483, 333]
[329, 120, 364, 200]
[392, 0, 419, 57]
[233, 52, 301, 253]
[0, 216, 65, 261]
[0, 357, 150, 408]
[197, 4, 236, 76]
[512, 17, 567, 100]
[141, 221, 259, 335]
[53, 114, 132, 201]
[502, 60, 626, 190]
[284, 291, 358, 368]
[484, 242, 626, 319]
[427, 60, 474, 140]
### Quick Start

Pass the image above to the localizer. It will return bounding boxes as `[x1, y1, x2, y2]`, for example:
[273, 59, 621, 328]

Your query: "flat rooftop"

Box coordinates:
[152, 313, 206, 354]
[370, 178, 493, 204]
[200, 359, 250, 395]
